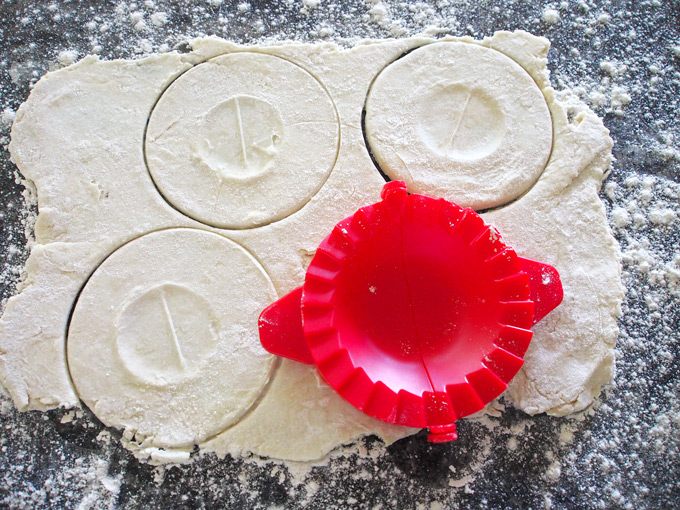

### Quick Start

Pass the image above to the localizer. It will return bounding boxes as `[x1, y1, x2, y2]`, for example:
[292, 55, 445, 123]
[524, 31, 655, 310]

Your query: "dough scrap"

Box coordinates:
[0, 32, 623, 463]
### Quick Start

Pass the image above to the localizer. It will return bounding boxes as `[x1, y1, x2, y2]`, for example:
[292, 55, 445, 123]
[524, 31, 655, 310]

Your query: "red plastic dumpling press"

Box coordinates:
[259, 181, 563, 442]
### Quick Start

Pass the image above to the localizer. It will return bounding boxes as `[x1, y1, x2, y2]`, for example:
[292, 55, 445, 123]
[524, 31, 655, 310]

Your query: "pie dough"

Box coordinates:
[146, 52, 339, 229]
[365, 41, 553, 210]
[0, 32, 623, 463]
[67, 228, 277, 448]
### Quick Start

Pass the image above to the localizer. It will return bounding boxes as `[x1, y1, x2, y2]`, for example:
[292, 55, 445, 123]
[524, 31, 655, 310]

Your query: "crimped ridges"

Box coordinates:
[483, 347, 525, 383]
[404, 195, 533, 423]
[305, 326, 340, 363]
[486, 247, 522, 277]
[395, 389, 427, 427]
[470, 225, 506, 261]
[424, 391, 457, 426]
[304, 200, 395, 421]
[305, 265, 340, 286]
[500, 300, 535, 329]
[466, 367, 508, 403]
[304, 224, 349, 363]
[305, 244, 342, 285]
[338, 367, 374, 410]
[302, 312, 334, 337]
[316, 243, 345, 264]
[303, 274, 335, 299]
[302, 288, 334, 310]
[495, 325, 533, 357]
[495, 273, 531, 301]
[316, 348, 355, 390]
[463, 217, 531, 413]
[363, 381, 398, 423]
[434, 197, 464, 229]
[404, 194, 437, 226]
[446, 382, 485, 419]
[349, 207, 376, 241]
[456, 208, 487, 243]
[314, 243, 343, 268]
[307, 226, 352, 348]
[328, 220, 357, 252]
[299, 187, 542, 432]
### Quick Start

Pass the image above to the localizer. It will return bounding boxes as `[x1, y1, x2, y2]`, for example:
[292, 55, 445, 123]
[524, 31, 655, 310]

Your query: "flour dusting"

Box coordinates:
[0, 1, 678, 508]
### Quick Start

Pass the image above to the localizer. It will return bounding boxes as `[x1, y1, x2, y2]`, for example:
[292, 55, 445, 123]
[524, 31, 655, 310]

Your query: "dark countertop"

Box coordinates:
[1, 1, 678, 508]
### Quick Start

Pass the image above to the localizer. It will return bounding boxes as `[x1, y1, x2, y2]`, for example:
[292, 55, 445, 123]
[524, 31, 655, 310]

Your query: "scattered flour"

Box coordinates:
[150, 12, 168, 27]
[57, 50, 78, 67]
[542, 8, 561, 25]
[0, 1, 678, 508]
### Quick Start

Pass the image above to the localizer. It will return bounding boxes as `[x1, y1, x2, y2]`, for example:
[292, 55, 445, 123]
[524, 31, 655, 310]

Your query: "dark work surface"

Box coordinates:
[0, 1, 679, 508]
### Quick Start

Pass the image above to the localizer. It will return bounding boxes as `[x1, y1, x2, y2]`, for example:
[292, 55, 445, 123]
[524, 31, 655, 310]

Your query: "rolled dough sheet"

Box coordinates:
[0, 31, 623, 463]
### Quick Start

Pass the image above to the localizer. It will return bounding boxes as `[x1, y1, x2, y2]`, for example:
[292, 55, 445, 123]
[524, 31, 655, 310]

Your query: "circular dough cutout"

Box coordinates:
[365, 42, 553, 210]
[67, 228, 277, 448]
[145, 52, 340, 229]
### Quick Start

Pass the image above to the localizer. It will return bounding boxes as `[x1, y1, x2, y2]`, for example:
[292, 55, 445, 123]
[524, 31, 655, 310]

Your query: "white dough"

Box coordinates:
[67, 228, 277, 448]
[146, 52, 339, 229]
[365, 41, 553, 210]
[0, 32, 623, 463]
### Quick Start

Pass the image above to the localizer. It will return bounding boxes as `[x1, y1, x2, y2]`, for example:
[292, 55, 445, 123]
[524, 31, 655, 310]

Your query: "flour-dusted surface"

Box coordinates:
[2, 31, 619, 462]
[0, 1, 678, 509]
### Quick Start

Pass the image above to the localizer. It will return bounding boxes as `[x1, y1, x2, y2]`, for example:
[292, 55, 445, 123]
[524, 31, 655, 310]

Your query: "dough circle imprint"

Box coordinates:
[145, 52, 340, 229]
[67, 228, 278, 448]
[365, 42, 553, 210]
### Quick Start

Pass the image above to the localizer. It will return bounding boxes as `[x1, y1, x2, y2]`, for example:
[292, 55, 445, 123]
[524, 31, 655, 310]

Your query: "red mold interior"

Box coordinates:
[302, 182, 535, 430]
